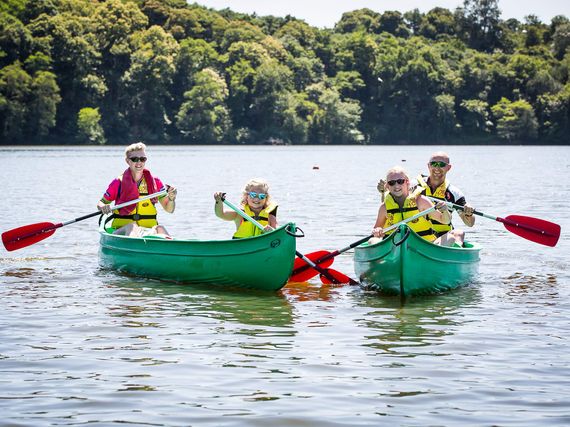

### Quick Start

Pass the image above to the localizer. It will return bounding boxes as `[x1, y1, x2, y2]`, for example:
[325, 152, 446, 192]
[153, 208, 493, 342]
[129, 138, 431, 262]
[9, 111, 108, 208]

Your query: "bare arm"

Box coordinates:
[160, 185, 177, 213]
[417, 195, 450, 224]
[214, 192, 238, 221]
[377, 179, 386, 202]
[268, 214, 277, 229]
[458, 203, 475, 227]
[371, 203, 387, 237]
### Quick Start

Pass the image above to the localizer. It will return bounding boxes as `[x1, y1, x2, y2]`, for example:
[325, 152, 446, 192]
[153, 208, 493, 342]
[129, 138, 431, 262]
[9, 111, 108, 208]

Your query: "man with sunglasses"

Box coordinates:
[97, 142, 177, 237]
[415, 151, 475, 243]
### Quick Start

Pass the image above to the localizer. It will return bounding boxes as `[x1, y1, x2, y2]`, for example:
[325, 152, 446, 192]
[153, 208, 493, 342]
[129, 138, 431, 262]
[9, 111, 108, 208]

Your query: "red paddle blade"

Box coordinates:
[503, 215, 561, 247]
[2, 222, 57, 251]
[292, 250, 332, 271]
[290, 251, 334, 282]
[319, 268, 356, 286]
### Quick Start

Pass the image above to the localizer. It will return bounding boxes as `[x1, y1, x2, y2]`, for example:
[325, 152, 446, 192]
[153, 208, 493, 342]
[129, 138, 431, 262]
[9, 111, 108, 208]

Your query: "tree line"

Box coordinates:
[1, 0, 569, 145]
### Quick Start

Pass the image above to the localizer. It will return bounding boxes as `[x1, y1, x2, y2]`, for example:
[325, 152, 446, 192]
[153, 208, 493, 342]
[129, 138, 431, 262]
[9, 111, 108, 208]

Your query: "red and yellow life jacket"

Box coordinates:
[110, 175, 159, 229]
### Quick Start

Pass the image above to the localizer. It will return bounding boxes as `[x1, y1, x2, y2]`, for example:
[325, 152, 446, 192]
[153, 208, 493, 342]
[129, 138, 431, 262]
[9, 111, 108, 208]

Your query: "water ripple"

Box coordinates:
[1, 145, 569, 426]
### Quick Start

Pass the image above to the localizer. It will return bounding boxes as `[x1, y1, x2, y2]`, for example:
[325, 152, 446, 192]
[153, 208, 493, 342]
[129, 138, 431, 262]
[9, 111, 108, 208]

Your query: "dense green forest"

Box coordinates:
[1, 0, 569, 145]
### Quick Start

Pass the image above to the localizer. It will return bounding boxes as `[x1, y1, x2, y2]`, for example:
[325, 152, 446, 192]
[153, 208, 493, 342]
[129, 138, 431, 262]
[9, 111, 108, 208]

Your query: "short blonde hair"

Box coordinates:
[385, 166, 410, 181]
[240, 177, 272, 206]
[125, 142, 146, 157]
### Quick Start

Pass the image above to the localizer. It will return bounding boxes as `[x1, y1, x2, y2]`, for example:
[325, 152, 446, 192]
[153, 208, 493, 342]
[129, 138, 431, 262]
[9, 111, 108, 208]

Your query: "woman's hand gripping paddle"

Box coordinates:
[2, 190, 167, 251]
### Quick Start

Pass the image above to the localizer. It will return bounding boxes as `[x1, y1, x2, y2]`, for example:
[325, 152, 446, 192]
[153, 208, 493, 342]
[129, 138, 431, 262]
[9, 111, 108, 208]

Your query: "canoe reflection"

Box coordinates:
[105, 278, 294, 328]
[355, 286, 482, 355]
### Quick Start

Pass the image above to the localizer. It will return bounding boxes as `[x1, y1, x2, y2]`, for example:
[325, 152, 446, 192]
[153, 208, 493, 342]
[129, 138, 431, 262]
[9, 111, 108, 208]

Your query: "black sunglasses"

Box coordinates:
[129, 156, 147, 163]
[387, 178, 406, 186]
[429, 161, 447, 168]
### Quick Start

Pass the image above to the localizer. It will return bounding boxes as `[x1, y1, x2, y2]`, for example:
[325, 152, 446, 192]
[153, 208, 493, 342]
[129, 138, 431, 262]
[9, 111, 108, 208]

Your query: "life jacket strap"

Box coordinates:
[387, 207, 417, 214]
[104, 213, 157, 228]
[112, 213, 157, 221]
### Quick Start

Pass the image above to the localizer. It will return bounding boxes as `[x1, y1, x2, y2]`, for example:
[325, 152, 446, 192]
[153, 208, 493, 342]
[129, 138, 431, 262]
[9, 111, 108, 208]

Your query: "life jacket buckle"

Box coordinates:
[132, 214, 141, 221]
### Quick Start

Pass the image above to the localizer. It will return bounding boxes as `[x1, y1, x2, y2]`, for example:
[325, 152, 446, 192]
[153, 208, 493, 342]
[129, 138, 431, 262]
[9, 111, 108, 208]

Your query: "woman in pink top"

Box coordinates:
[97, 142, 177, 237]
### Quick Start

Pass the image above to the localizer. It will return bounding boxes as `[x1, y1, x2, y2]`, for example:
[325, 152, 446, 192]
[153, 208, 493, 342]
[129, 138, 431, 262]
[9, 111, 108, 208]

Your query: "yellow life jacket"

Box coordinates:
[233, 203, 278, 239]
[111, 176, 159, 229]
[384, 193, 436, 242]
[416, 174, 452, 236]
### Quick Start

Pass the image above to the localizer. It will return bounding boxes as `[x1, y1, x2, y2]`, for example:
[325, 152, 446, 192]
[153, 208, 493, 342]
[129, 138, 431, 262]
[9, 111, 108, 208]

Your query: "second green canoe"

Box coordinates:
[99, 223, 298, 291]
[354, 224, 481, 296]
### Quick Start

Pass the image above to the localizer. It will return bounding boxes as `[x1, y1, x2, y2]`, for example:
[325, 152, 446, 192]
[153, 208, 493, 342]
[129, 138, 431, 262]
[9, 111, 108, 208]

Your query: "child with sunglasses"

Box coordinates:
[97, 142, 177, 238]
[370, 166, 460, 246]
[214, 178, 277, 238]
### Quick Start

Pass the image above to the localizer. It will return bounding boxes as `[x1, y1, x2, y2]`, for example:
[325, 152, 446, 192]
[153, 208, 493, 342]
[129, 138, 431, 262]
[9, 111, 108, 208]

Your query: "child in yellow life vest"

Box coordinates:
[370, 166, 463, 247]
[214, 178, 277, 238]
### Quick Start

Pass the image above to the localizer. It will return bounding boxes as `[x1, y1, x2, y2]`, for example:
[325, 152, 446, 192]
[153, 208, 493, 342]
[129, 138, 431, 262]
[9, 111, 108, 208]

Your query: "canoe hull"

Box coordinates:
[354, 225, 481, 296]
[99, 223, 297, 291]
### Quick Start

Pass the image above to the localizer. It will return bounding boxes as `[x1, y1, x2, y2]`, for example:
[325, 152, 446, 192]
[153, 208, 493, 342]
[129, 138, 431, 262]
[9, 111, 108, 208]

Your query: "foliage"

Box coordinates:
[77, 107, 105, 144]
[0, 0, 568, 145]
[176, 68, 231, 143]
[456, 0, 503, 52]
[491, 97, 538, 141]
[0, 61, 31, 141]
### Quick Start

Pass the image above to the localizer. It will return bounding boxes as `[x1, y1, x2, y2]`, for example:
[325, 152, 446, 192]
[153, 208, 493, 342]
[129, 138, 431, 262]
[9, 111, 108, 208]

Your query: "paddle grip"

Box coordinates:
[427, 196, 486, 218]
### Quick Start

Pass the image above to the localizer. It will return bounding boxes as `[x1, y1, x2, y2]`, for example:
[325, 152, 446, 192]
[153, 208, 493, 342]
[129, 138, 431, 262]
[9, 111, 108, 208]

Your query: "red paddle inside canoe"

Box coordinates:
[290, 206, 437, 283]
[428, 197, 561, 248]
[221, 196, 357, 285]
[2, 190, 167, 252]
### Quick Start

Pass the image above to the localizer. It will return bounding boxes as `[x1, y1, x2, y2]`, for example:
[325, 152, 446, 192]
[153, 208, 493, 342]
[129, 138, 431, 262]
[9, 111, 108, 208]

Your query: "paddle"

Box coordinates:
[290, 205, 437, 282]
[221, 196, 356, 285]
[2, 190, 167, 252]
[428, 197, 561, 247]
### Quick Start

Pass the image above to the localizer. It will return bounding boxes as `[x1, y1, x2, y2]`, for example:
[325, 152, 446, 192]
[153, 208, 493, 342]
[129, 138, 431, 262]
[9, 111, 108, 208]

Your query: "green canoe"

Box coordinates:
[354, 224, 481, 296]
[99, 223, 298, 291]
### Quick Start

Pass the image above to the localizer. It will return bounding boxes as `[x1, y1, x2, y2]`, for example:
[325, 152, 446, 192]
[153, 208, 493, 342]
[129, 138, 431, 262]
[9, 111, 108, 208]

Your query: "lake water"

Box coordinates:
[1, 145, 569, 426]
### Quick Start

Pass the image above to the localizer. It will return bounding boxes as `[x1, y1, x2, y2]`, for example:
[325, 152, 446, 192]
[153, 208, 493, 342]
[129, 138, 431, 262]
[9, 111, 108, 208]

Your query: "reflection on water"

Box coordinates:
[1, 145, 569, 426]
[105, 277, 295, 329]
[3, 267, 37, 278]
[356, 286, 482, 356]
[281, 281, 343, 302]
[502, 272, 560, 305]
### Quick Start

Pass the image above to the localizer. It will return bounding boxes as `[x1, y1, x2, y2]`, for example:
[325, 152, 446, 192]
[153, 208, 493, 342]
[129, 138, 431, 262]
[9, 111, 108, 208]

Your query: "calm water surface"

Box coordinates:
[1, 146, 569, 426]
